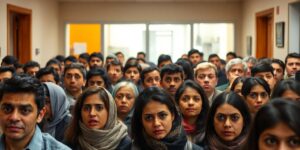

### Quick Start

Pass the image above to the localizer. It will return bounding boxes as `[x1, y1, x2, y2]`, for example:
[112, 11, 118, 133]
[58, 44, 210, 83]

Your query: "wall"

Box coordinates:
[59, 1, 243, 59]
[0, 0, 59, 66]
[241, 0, 299, 60]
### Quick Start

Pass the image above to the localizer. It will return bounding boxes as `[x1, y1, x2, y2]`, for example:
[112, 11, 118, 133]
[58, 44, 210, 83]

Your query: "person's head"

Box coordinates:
[46, 58, 62, 76]
[245, 99, 300, 150]
[14, 63, 24, 74]
[112, 81, 139, 120]
[175, 58, 194, 80]
[141, 66, 161, 88]
[1, 55, 18, 68]
[78, 53, 90, 70]
[175, 80, 209, 132]
[271, 79, 300, 101]
[137, 51, 146, 60]
[271, 58, 285, 82]
[131, 87, 180, 147]
[205, 92, 251, 149]
[36, 67, 60, 84]
[55, 55, 65, 72]
[226, 52, 237, 62]
[225, 58, 247, 83]
[64, 55, 78, 66]
[0, 66, 15, 83]
[285, 52, 300, 78]
[23, 61, 40, 77]
[115, 51, 125, 65]
[194, 62, 218, 97]
[243, 56, 257, 77]
[86, 68, 111, 90]
[0, 75, 46, 142]
[251, 63, 276, 91]
[208, 54, 221, 69]
[230, 77, 246, 97]
[89, 52, 104, 69]
[157, 54, 172, 69]
[160, 64, 184, 96]
[123, 61, 142, 84]
[241, 77, 271, 114]
[188, 49, 203, 65]
[63, 63, 86, 95]
[106, 60, 123, 85]
[105, 54, 118, 66]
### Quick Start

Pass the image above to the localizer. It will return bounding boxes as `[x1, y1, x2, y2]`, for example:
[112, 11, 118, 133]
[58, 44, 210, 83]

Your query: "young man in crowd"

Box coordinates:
[251, 62, 276, 92]
[188, 49, 203, 66]
[141, 66, 161, 88]
[160, 64, 184, 97]
[285, 52, 300, 79]
[23, 61, 40, 77]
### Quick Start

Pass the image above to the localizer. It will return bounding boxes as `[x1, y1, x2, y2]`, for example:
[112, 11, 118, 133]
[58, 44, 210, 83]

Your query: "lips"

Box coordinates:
[153, 129, 164, 135]
[222, 131, 234, 136]
[186, 108, 196, 112]
[88, 120, 99, 126]
[6, 125, 23, 132]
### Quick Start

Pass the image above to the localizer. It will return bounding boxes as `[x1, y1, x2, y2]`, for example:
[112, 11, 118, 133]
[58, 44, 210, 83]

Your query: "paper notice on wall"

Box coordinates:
[73, 42, 87, 54]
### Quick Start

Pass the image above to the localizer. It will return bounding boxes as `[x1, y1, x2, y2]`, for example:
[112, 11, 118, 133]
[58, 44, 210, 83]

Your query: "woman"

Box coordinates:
[42, 82, 72, 142]
[112, 80, 139, 128]
[230, 77, 246, 97]
[86, 68, 113, 92]
[128, 87, 202, 150]
[175, 80, 209, 146]
[241, 77, 270, 114]
[271, 79, 300, 101]
[205, 92, 251, 150]
[244, 98, 300, 150]
[65, 87, 130, 150]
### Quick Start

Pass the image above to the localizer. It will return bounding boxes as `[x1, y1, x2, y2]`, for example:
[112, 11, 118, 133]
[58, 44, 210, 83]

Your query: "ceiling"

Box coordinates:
[59, 0, 242, 2]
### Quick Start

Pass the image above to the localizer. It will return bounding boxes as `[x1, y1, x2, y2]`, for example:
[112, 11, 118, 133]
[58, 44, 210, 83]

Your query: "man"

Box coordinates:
[160, 64, 184, 97]
[137, 51, 146, 60]
[64, 55, 78, 66]
[271, 59, 285, 82]
[63, 63, 86, 107]
[226, 52, 237, 62]
[1, 55, 18, 68]
[157, 54, 172, 69]
[115, 51, 125, 65]
[194, 62, 222, 105]
[141, 66, 161, 88]
[285, 52, 300, 79]
[243, 56, 257, 77]
[251, 63, 276, 92]
[36, 67, 60, 84]
[78, 52, 90, 70]
[0, 66, 14, 83]
[0, 75, 70, 149]
[89, 52, 104, 69]
[188, 49, 203, 66]
[46, 58, 63, 77]
[106, 60, 123, 86]
[208, 54, 228, 86]
[23, 61, 40, 77]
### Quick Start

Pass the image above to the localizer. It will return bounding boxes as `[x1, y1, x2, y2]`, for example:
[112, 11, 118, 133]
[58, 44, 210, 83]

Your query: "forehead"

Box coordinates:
[143, 100, 170, 114]
[90, 57, 101, 61]
[216, 103, 241, 114]
[230, 63, 244, 69]
[251, 84, 266, 92]
[109, 65, 121, 70]
[0, 92, 37, 107]
[65, 68, 83, 75]
[287, 57, 300, 63]
[145, 70, 160, 77]
[209, 56, 219, 61]
[271, 63, 283, 69]
[89, 75, 104, 81]
[117, 86, 134, 94]
[190, 53, 200, 57]
[84, 93, 104, 104]
[254, 72, 273, 76]
[126, 67, 138, 71]
[196, 68, 216, 75]
[162, 72, 182, 78]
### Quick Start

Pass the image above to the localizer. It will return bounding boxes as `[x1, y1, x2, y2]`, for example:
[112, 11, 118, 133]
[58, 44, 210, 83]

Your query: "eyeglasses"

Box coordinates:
[247, 92, 269, 100]
[197, 74, 216, 80]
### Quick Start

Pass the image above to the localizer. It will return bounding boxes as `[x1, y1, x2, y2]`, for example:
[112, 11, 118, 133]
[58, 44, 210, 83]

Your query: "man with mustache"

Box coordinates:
[0, 75, 70, 150]
[285, 52, 300, 79]
[160, 64, 184, 97]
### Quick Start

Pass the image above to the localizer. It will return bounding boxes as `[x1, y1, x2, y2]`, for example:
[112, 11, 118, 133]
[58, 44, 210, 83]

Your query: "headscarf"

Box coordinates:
[78, 87, 128, 150]
[43, 82, 71, 137]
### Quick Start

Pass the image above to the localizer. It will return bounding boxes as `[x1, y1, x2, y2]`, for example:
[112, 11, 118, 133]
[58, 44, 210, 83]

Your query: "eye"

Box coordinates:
[83, 105, 91, 112]
[230, 114, 240, 122]
[125, 95, 133, 100]
[288, 137, 300, 147]
[144, 114, 153, 121]
[20, 106, 33, 115]
[95, 104, 104, 111]
[116, 94, 124, 100]
[193, 96, 201, 102]
[181, 95, 190, 102]
[1, 105, 13, 114]
[260, 92, 269, 98]
[158, 112, 168, 120]
[216, 114, 226, 121]
[75, 74, 81, 80]
[264, 137, 278, 146]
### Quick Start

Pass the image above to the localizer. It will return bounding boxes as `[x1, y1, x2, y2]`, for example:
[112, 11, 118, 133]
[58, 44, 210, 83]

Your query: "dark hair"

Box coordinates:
[160, 64, 184, 80]
[86, 68, 112, 91]
[285, 52, 300, 65]
[226, 52, 237, 58]
[23, 61, 40, 73]
[46, 58, 61, 70]
[36, 67, 60, 84]
[106, 60, 123, 72]
[55, 55, 66, 63]
[271, 79, 300, 100]
[244, 99, 300, 150]
[131, 87, 180, 149]
[230, 77, 247, 91]
[89, 52, 104, 62]
[79, 53, 90, 61]
[175, 59, 194, 80]
[0, 74, 45, 112]
[205, 92, 251, 149]
[251, 62, 274, 76]
[208, 54, 220, 61]
[64, 55, 78, 64]
[140, 66, 160, 83]
[137, 52, 146, 57]
[175, 80, 209, 134]
[157, 54, 172, 67]
[1, 55, 18, 67]
[0, 66, 15, 75]
[241, 77, 271, 97]
[271, 58, 285, 73]
[63, 63, 87, 80]
[65, 87, 110, 147]
[188, 49, 203, 57]
[115, 51, 124, 57]
[123, 61, 142, 75]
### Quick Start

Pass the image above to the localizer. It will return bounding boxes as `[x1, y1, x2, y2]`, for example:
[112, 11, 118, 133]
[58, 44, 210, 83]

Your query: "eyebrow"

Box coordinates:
[143, 111, 166, 115]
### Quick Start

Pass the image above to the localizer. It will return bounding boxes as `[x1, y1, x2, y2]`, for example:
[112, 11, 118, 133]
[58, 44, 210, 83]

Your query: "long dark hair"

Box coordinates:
[241, 77, 271, 97]
[271, 79, 300, 100]
[205, 91, 251, 150]
[244, 98, 300, 150]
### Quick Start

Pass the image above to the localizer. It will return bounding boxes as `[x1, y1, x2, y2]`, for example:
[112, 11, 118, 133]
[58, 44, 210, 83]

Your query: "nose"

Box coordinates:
[224, 118, 232, 128]
[89, 107, 96, 116]
[188, 99, 194, 106]
[9, 110, 20, 122]
[153, 117, 161, 127]
[256, 95, 263, 104]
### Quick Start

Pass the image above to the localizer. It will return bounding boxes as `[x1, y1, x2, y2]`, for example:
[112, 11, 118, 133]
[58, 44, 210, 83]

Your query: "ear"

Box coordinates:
[36, 107, 46, 123]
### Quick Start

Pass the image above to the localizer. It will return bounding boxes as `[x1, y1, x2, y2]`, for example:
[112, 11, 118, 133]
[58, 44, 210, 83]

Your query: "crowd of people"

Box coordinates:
[0, 49, 299, 150]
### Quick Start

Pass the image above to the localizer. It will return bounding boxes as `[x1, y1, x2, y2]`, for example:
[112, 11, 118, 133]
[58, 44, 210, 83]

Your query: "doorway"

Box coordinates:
[7, 4, 32, 64]
[256, 8, 274, 58]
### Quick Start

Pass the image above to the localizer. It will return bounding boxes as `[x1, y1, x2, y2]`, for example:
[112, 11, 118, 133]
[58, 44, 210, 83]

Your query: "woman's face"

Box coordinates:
[246, 85, 269, 114]
[281, 90, 300, 101]
[233, 82, 243, 97]
[214, 103, 244, 141]
[142, 100, 174, 140]
[81, 93, 108, 129]
[259, 122, 300, 150]
[125, 67, 140, 84]
[115, 86, 135, 116]
[179, 87, 202, 121]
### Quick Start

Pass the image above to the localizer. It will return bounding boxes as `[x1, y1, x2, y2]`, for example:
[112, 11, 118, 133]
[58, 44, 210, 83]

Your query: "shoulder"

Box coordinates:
[117, 136, 132, 150]
[42, 133, 72, 150]
[185, 141, 204, 150]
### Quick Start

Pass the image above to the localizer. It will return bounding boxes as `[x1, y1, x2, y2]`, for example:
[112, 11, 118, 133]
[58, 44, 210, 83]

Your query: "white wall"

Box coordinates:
[0, 0, 59, 66]
[241, 0, 298, 60]
[58, 1, 243, 59]
[289, 2, 300, 53]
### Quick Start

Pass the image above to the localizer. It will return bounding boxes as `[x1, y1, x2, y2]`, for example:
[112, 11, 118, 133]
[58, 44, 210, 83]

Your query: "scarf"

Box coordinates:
[78, 88, 128, 150]
[182, 119, 196, 134]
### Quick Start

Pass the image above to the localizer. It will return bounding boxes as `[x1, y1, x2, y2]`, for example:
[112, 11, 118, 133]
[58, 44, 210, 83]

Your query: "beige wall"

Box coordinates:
[0, 0, 59, 66]
[241, 0, 299, 60]
[59, 1, 243, 59]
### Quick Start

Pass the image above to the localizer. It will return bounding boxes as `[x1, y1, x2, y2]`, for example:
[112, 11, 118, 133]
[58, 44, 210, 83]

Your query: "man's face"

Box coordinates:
[195, 68, 218, 95]
[0, 71, 13, 83]
[254, 72, 276, 91]
[158, 60, 172, 69]
[161, 73, 183, 96]
[64, 69, 86, 94]
[26, 67, 39, 77]
[78, 58, 89, 70]
[143, 70, 161, 88]
[89, 57, 103, 69]
[116, 54, 124, 64]
[137, 54, 145, 60]
[209, 57, 221, 69]
[48, 64, 61, 76]
[189, 53, 202, 65]
[271, 63, 284, 81]
[227, 64, 246, 83]
[39, 74, 56, 84]
[107, 65, 123, 84]
[0, 92, 45, 142]
[285, 58, 300, 77]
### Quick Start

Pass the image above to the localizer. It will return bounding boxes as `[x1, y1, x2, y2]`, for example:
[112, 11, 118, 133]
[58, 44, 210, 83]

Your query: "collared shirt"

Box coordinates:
[0, 126, 71, 150]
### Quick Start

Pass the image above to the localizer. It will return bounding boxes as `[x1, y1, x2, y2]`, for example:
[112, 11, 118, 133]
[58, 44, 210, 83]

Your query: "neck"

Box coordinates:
[68, 89, 82, 99]
[184, 116, 197, 125]
[118, 112, 128, 121]
[207, 90, 214, 98]
[5, 128, 35, 150]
